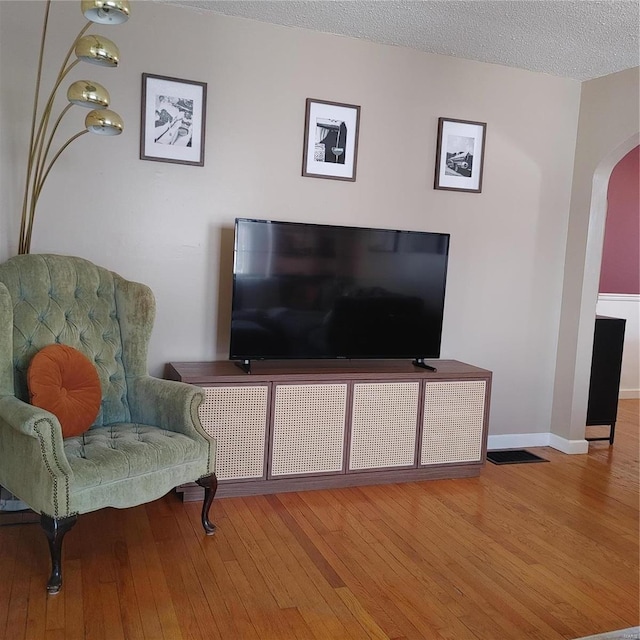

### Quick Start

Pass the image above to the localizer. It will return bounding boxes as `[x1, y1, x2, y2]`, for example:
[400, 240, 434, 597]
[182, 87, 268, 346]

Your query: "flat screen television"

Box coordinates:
[229, 218, 450, 368]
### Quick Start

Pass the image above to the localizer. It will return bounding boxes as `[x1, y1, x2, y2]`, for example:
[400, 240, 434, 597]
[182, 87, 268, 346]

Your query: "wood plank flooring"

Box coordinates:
[1, 400, 638, 640]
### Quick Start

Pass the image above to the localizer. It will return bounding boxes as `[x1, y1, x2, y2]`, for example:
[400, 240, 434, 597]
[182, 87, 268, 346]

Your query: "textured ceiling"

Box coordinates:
[161, 0, 639, 81]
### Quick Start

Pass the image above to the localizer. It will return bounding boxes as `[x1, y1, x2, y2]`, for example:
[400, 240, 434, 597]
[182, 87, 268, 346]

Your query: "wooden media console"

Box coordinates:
[165, 359, 492, 499]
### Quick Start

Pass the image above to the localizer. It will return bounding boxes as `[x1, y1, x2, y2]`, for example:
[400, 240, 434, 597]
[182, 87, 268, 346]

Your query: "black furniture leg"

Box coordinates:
[40, 513, 78, 595]
[196, 473, 218, 535]
[585, 421, 616, 446]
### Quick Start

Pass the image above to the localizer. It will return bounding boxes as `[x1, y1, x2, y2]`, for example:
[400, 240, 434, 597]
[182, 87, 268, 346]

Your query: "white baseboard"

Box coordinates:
[548, 434, 589, 454]
[488, 433, 589, 455]
[488, 433, 550, 450]
[620, 389, 640, 399]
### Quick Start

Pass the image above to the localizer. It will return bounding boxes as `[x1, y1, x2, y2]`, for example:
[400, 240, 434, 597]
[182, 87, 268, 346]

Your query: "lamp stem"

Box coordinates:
[24, 130, 89, 254]
[19, 0, 52, 255]
[19, 10, 91, 254]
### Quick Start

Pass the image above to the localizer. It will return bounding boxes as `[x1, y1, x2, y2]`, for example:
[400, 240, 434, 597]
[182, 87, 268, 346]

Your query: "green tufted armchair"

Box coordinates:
[0, 254, 217, 594]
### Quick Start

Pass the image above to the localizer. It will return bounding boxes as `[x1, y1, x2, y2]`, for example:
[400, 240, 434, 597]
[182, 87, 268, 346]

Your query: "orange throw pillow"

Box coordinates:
[27, 344, 102, 438]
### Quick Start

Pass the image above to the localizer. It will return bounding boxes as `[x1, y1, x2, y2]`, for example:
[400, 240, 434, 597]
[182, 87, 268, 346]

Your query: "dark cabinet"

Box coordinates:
[586, 315, 626, 445]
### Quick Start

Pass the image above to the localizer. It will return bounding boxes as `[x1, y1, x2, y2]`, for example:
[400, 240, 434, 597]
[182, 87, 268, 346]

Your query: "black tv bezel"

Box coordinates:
[229, 218, 450, 366]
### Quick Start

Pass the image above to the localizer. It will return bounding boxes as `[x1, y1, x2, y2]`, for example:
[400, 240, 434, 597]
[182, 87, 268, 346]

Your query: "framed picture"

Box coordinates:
[434, 117, 487, 193]
[302, 98, 360, 181]
[140, 73, 207, 166]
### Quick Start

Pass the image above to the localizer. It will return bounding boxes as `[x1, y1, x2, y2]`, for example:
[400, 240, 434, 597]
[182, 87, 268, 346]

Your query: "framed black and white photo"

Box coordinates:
[140, 73, 207, 166]
[302, 98, 360, 181]
[434, 117, 486, 193]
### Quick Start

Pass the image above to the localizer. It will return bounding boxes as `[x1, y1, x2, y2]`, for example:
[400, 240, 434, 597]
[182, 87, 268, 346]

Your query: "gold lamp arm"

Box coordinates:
[29, 50, 83, 171]
[19, 9, 89, 255]
[20, 55, 80, 255]
[31, 20, 94, 155]
[27, 22, 89, 176]
[18, 0, 129, 255]
[33, 103, 74, 198]
[30, 30, 119, 175]
[24, 130, 89, 255]
[36, 131, 88, 201]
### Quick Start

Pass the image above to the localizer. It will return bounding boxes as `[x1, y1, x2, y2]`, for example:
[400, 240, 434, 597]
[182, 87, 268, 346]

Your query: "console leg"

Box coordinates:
[196, 473, 218, 535]
[40, 513, 77, 595]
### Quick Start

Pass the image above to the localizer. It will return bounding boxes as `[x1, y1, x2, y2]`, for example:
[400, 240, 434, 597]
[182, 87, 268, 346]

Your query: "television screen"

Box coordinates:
[229, 218, 450, 362]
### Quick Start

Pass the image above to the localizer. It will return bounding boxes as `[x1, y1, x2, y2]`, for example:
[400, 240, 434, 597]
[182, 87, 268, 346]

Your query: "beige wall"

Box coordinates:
[0, 1, 587, 441]
[552, 67, 640, 443]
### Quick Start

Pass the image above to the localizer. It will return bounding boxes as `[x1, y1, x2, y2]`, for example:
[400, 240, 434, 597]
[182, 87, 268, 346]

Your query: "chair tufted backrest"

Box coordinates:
[0, 254, 133, 426]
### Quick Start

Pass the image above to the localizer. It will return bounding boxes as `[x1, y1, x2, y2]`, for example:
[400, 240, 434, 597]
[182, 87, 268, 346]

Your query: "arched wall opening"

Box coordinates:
[596, 145, 640, 401]
[570, 132, 639, 445]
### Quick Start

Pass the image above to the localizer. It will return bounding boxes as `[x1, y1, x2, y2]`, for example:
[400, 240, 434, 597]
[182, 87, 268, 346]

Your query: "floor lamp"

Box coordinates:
[18, 0, 130, 255]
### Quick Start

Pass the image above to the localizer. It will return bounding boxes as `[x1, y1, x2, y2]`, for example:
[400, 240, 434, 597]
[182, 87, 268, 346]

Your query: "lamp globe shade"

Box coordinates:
[67, 81, 110, 109]
[81, 0, 130, 25]
[85, 109, 124, 135]
[75, 35, 120, 67]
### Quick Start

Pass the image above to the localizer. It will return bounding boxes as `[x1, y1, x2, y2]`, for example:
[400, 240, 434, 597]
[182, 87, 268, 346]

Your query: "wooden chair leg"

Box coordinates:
[195, 473, 218, 535]
[40, 513, 77, 595]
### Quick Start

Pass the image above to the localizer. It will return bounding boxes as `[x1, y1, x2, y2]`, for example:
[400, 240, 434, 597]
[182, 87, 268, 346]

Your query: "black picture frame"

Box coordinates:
[302, 98, 361, 181]
[140, 73, 207, 166]
[434, 117, 487, 193]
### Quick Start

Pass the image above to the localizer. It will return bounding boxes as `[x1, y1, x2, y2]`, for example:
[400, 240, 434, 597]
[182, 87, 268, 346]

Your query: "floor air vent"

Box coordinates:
[486, 449, 548, 465]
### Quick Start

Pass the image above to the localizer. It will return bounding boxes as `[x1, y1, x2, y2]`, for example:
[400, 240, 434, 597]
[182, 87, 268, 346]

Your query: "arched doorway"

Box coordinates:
[571, 132, 639, 444]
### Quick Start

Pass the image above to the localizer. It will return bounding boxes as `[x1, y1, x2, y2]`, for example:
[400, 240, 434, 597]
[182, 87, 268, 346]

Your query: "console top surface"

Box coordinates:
[166, 359, 491, 385]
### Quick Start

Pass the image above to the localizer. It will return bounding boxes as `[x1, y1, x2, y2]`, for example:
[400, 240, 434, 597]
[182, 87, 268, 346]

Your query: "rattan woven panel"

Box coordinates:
[421, 380, 486, 465]
[200, 385, 268, 480]
[271, 384, 347, 476]
[350, 382, 419, 470]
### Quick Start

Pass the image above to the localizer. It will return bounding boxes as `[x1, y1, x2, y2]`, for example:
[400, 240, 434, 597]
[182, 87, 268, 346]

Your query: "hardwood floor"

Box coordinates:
[1, 400, 638, 640]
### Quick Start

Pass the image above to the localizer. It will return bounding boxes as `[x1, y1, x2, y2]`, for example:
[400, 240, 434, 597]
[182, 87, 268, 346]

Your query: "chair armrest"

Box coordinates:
[126, 376, 211, 441]
[0, 395, 74, 515]
[0, 395, 65, 445]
